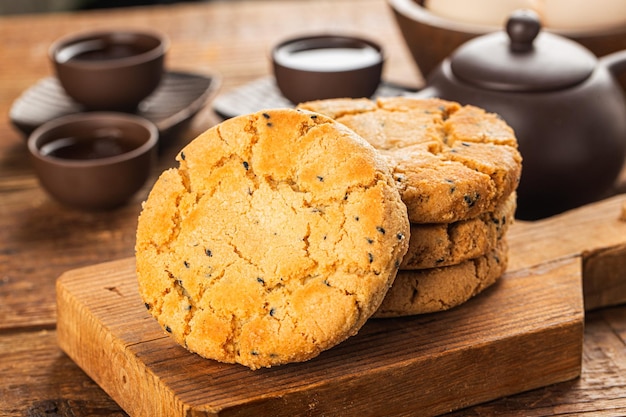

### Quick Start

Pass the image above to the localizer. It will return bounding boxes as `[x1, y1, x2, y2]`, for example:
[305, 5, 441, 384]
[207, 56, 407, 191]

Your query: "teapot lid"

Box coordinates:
[449, 9, 597, 92]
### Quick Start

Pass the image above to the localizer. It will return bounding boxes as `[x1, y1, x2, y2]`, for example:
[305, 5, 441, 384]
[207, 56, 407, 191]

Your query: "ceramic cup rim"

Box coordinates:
[48, 28, 169, 71]
[27, 112, 159, 168]
[271, 33, 386, 74]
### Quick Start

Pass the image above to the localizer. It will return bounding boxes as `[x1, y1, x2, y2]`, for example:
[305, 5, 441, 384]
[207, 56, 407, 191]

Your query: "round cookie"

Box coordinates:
[400, 192, 515, 270]
[135, 108, 410, 369]
[374, 239, 508, 318]
[298, 97, 522, 223]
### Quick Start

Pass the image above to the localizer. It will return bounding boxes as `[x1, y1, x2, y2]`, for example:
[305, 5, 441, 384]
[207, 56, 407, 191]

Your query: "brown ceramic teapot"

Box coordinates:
[411, 9, 626, 219]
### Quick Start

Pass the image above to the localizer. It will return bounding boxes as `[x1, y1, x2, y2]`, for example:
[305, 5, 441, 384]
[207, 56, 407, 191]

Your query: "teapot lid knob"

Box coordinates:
[506, 9, 541, 53]
[448, 8, 597, 92]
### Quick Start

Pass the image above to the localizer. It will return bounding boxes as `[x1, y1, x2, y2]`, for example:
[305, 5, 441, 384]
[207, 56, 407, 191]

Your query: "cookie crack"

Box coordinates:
[152, 286, 169, 317]
[163, 268, 195, 337]
[177, 162, 192, 194]
[153, 191, 184, 255]
[224, 226, 257, 270]
[302, 222, 313, 263]
[226, 314, 240, 359]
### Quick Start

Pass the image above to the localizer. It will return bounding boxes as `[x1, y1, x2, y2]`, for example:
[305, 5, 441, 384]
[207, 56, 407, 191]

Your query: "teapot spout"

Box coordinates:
[600, 49, 626, 76]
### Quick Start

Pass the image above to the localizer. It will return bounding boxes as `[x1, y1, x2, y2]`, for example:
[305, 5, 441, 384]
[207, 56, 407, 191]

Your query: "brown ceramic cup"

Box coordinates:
[28, 112, 158, 210]
[272, 34, 384, 104]
[49, 29, 168, 111]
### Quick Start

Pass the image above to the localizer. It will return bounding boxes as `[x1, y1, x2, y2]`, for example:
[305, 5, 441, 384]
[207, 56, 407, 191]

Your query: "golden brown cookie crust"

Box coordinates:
[374, 239, 508, 318]
[401, 193, 515, 270]
[135, 108, 410, 369]
[298, 97, 522, 223]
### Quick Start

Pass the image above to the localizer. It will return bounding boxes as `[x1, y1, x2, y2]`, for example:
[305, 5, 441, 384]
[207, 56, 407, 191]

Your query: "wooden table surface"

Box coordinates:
[1, 1, 626, 416]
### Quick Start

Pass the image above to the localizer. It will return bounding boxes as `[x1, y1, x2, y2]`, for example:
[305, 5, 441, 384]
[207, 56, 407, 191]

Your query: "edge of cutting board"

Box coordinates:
[506, 194, 626, 310]
[56, 241, 587, 415]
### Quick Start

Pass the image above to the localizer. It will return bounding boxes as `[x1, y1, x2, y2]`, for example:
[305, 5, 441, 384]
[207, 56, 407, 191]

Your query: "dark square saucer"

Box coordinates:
[10, 70, 220, 148]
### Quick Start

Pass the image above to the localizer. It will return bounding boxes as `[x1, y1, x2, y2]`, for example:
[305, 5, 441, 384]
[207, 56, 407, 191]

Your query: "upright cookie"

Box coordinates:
[375, 239, 508, 318]
[135, 108, 410, 369]
[400, 192, 515, 270]
[298, 97, 522, 223]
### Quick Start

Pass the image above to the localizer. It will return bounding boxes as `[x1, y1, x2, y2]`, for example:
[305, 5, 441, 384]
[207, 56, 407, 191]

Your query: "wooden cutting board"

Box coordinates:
[56, 195, 626, 417]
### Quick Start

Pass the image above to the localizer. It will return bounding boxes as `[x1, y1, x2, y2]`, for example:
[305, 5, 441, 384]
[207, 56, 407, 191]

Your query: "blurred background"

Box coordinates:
[0, 0, 206, 15]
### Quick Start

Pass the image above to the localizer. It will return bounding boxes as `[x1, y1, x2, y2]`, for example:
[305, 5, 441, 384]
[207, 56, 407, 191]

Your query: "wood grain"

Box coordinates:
[56, 252, 584, 416]
[507, 194, 626, 310]
[445, 307, 626, 417]
[0, 330, 126, 416]
[5, 307, 626, 417]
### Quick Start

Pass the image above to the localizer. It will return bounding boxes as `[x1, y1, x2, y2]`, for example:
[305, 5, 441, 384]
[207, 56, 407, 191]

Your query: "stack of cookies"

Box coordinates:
[298, 97, 522, 318]
[135, 98, 522, 370]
